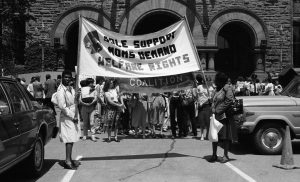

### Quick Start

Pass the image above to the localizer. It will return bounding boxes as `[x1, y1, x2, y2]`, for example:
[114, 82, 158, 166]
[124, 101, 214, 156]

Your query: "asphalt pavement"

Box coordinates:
[1, 131, 300, 182]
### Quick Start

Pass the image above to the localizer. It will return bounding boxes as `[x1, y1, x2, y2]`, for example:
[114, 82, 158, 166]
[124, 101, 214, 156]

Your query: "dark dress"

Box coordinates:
[212, 84, 238, 143]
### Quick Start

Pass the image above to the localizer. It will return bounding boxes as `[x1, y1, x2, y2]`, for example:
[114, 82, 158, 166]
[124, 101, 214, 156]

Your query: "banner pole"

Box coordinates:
[182, 16, 211, 98]
[74, 14, 83, 120]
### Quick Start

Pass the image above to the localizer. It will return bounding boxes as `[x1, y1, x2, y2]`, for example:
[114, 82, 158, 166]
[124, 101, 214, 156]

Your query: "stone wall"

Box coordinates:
[27, 0, 293, 72]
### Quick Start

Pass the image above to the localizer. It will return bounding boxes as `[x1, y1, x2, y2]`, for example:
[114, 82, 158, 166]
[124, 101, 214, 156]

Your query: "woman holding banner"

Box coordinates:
[103, 79, 126, 142]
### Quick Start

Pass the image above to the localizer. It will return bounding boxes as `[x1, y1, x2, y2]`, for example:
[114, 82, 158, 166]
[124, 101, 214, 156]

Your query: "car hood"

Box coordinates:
[237, 96, 297, 107]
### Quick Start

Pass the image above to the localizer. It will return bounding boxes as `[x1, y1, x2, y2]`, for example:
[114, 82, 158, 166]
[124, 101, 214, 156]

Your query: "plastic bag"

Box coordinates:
[208, 114, 223, 142]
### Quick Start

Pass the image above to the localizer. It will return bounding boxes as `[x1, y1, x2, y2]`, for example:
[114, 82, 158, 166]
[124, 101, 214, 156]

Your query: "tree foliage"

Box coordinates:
[1, 0, 36, 74]
[24, 42, 58, 73]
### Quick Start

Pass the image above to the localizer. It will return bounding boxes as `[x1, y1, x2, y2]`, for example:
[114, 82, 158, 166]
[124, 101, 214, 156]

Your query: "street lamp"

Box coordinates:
[273, 25, 289, 72]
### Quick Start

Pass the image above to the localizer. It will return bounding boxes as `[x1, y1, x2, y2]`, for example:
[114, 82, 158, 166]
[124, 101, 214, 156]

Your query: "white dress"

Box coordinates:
[57, 85, 81, 143]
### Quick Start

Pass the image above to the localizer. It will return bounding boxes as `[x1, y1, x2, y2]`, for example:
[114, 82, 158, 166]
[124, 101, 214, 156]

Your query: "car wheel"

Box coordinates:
[253, 123, 285, 155]
[26, 135, 44, 177]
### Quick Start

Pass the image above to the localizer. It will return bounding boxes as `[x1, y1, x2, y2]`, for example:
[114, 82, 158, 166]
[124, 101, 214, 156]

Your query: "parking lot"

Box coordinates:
[1, 131, 300, 182]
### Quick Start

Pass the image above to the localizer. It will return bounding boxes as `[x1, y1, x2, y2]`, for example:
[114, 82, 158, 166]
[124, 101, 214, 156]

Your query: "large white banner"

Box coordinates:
[78, 17, 201, 78]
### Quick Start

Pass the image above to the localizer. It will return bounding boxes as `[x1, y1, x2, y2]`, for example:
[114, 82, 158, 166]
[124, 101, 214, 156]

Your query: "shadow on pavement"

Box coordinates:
[81, 152, 189, 161]
[0, 159, 59, 182]
[202, 155, 236, 163]
[292, 140, 300, 154]
[225, 139, 300, 155]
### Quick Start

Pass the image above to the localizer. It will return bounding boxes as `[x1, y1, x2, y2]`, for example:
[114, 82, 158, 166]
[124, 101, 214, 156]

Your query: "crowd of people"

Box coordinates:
[16, 72, 284, 143]
[15, 71, 285, 169]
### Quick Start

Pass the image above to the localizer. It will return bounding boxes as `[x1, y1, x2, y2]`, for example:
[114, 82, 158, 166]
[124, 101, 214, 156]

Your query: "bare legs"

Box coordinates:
[65, 143, 73, 163]
[106, 126, 119, 142]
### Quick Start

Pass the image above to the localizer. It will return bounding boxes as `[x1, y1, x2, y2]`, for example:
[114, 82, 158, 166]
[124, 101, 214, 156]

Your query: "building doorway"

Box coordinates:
[133, 11, 181, 35]
[65, 21, 79, 71]
[215, 22, 255, 80]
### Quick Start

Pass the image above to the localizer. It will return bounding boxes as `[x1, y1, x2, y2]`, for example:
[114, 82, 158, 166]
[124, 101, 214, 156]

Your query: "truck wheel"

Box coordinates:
[26, 135, 44, 177]
[253, 123, 285, 155]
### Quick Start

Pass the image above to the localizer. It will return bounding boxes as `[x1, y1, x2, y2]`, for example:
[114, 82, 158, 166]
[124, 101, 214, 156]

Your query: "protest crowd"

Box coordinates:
[18, 71, 283, 142]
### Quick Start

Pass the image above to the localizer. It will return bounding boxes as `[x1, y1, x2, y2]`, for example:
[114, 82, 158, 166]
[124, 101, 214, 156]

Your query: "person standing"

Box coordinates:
[148, 93, 166, 138]
[56, 75, 62, 89]
[209, 72, 237, 163]
[196, 75, 214, 140]
[27, 76, 35, 96]
[33, 76, 44, 104]
[263, 78, 275, 96]
[169, 90, 184, 138]
[103, 79, 125, 142]
[57, 70, 81, 169]
[181, 87, 197, 137]
[129, 93, 148, 139]
[79, 78, 97, 141]
[44, 74, 56, 113]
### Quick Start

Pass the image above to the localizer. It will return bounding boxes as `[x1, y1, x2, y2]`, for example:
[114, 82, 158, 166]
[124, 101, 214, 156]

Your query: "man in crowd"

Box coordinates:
[33, 76, 44, 104]
[44, 74, 57, 113]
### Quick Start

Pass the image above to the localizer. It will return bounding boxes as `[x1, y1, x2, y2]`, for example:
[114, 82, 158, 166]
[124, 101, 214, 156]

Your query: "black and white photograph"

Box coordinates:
[1, 0, 300, 181]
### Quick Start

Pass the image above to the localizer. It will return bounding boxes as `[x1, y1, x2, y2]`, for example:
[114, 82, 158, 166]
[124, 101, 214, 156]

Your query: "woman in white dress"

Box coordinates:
[57, 70, 81, 169]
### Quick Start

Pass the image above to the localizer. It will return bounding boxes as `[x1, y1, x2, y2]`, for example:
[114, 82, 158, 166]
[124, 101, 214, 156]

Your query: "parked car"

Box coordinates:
[0, 77, 56, 176]
[238, 76, 300, 154]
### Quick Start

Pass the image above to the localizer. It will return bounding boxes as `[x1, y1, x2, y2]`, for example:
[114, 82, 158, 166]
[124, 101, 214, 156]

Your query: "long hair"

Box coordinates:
[103, 78, 115, 92]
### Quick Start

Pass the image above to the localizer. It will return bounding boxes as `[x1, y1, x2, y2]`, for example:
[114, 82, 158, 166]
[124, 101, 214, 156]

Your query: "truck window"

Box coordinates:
[2, 82, 29, 113]
[0, 87, 10, 115]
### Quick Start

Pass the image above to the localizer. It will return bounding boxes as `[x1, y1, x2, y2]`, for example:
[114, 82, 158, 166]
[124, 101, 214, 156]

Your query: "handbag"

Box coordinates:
[226, 98, 243, 116]
[223, 87, 243, 117]
[208, 114, 223, 142]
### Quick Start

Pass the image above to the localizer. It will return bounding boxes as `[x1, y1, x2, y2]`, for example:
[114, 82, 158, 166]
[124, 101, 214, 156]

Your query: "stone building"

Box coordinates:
[25, 0, 299, 79]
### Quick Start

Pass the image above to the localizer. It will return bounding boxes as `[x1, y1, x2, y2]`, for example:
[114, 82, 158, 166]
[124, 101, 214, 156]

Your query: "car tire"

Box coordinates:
[253, 123, 285, 155]
[25, 135, 44, 177]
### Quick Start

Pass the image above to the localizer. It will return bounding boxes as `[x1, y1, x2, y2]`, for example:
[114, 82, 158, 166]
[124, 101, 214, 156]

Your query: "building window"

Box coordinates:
[294, 22, 300, 68]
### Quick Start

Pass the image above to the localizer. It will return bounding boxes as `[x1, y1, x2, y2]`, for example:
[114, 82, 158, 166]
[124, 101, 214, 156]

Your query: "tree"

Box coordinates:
[1, 0, 36, 75]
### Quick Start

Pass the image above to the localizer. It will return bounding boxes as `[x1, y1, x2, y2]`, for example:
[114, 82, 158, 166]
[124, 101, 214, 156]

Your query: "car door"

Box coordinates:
[0, 84, 20, 169]
[1, 81, 37, 156]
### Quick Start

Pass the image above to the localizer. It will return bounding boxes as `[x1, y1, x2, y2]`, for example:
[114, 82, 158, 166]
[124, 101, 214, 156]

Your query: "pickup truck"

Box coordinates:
[238, 76, 300, 154]
[0, 77, 56, 176]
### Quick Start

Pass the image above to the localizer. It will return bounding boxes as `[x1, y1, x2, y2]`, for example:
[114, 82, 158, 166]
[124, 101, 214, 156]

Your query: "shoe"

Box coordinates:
[72, 160, 81, 167]
[91, 135, 97, 142]
[114, 137, 120, 142]
[200, 137, 204, 141]
[207, 155, 218, 163]
[82, 136, 87, 141]
[220, 156, 230, 163]
[107, 138, 111, 143]
[64, 161, 77, 170]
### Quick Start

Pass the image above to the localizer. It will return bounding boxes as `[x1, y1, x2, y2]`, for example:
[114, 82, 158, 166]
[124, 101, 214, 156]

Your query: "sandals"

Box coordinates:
[91, 135, 97, 142]
[220, 156, 230, 163]
[63, 161, 77, 170]
[72, 160, 81, 167]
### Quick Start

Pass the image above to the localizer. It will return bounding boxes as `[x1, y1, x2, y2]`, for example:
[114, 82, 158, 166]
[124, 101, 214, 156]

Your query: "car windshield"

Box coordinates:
[281, 77, 300, 98]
